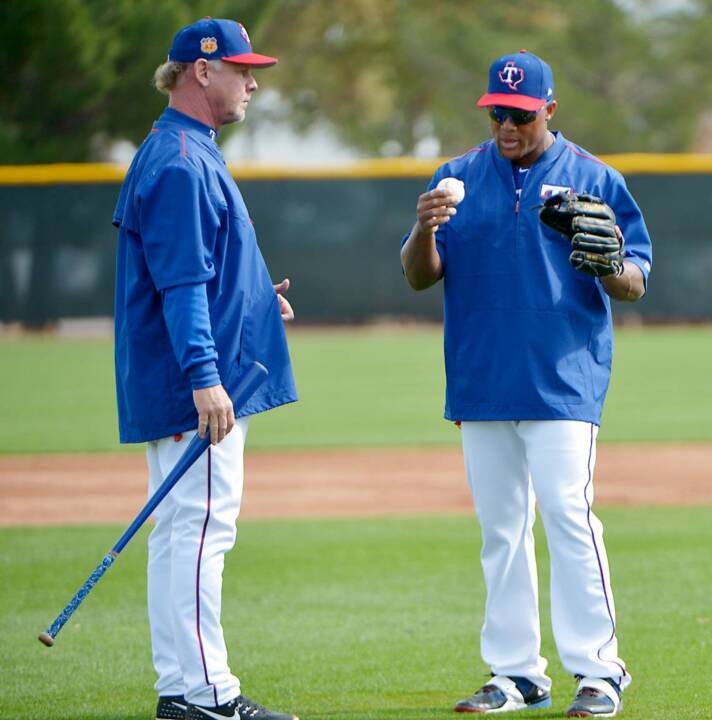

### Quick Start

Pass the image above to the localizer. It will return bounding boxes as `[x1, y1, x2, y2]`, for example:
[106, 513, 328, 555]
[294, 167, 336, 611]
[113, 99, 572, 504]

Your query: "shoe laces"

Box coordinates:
[235, 695, 265, 718]
[578, 687, 602, 698]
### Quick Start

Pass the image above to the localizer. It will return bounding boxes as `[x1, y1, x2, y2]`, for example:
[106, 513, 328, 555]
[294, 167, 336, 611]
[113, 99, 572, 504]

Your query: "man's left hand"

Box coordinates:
[274, 278, 294, 321]
[539, 192, 624, 277]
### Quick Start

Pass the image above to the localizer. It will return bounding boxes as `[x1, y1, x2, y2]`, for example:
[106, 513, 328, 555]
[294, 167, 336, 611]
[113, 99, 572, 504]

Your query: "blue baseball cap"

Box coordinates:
[477, 50, 554, 111]
[168, 17, 278, 67]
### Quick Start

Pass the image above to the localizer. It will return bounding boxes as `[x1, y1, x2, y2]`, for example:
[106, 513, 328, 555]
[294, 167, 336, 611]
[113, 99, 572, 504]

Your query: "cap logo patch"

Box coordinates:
[498, 61, 524, 91]
[237, 22, 251, 46]
[200, 37, 218, 54]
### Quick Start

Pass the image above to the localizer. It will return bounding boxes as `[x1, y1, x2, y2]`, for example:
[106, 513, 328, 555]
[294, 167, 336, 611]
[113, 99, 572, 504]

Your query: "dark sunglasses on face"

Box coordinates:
[488, 105, 545, 126]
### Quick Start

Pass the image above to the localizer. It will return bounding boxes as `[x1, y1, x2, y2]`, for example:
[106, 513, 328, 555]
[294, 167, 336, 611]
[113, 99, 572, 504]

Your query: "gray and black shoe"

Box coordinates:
[156, 694, 187, 719]
[454, 675, 551, 713]
[567, 677, 622, 717]
[186, 694, 298, 720]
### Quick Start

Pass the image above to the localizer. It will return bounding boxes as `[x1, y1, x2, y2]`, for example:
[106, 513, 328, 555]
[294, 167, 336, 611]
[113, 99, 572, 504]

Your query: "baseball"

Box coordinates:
[436, 177, 465, 205]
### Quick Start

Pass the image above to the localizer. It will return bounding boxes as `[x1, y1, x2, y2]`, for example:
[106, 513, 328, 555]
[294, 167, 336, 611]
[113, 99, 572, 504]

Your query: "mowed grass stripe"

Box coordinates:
[1, 508, 711, 719]
[1, 325, 711, 453]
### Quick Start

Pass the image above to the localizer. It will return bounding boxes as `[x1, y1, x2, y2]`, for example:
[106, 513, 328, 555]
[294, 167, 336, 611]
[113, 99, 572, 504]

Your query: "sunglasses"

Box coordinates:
[488, 105, 545, 126]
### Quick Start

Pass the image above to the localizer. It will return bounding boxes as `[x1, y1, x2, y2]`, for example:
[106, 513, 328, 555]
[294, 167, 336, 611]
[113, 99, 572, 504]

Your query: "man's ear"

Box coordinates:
[545, 100, 557, 122]
[193, 59, 210, 88]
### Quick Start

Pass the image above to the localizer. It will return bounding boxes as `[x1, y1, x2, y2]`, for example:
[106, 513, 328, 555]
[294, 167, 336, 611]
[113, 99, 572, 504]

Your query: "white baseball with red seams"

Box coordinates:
[436, 177, 465, 205]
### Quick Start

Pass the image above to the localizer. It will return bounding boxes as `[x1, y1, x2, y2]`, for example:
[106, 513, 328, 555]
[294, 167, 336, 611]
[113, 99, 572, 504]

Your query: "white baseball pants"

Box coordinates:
[146, 419, 248, 706]
[461, 420, 630, 692]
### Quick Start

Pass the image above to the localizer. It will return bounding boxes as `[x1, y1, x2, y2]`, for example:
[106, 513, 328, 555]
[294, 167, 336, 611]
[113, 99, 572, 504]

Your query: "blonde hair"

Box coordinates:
[153, 59, 223, 94]
[153, 61, 189, 93]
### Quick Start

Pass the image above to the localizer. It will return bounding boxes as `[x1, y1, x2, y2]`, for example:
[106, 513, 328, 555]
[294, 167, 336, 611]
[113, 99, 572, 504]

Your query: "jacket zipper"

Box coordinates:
[514, 169, 531, 252]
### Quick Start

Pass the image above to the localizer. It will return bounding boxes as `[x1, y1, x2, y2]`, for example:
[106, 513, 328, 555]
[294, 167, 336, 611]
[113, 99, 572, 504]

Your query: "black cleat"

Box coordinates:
[566, 677, 622, 717]
[454, 675, 551, 713]
[186, 694, 299, 720]
[156, 694, 188, 719]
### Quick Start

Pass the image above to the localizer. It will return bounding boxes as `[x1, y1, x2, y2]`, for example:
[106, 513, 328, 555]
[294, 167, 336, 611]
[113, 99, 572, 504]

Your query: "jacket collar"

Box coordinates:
[153, 107, 218, 142]
[489, 130, 568, 184]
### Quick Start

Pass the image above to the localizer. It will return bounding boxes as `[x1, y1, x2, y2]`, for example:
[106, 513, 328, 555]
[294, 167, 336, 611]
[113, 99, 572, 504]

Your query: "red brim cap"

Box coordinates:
[222, 53, 278, 67]
[476, 93, 547, 111]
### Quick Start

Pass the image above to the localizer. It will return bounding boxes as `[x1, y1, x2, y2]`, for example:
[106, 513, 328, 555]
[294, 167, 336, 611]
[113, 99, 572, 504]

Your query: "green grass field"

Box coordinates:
[1, 325, 712, 454]
[2, 509, 711, 719]
[2, 326, 711, 718]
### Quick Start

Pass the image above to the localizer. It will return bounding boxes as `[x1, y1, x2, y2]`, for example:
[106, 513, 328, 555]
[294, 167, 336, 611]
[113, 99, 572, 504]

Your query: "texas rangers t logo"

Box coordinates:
[498, 61, 524, 90]
[237, 22, 251, 46]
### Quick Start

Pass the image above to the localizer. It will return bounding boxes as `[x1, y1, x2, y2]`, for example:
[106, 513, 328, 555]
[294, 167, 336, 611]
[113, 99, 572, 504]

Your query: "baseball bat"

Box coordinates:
[38, 361, 268, 647]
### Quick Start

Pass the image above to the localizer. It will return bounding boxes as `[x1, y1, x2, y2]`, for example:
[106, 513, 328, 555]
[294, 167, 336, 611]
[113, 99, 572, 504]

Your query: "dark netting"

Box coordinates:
[0, 175, 710, 326]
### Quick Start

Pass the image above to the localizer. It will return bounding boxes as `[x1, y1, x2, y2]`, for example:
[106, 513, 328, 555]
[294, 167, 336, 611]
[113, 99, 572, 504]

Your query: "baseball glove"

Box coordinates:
[539, 192, 624, 277]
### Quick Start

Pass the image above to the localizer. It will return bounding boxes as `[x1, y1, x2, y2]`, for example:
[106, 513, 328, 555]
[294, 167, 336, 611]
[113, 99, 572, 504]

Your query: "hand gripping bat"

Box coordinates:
[38, 361, 268, 647]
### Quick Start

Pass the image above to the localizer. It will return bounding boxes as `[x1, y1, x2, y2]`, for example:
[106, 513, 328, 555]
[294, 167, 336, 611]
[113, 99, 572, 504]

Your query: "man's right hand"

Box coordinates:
[193, 385, 235, 445]
[401, 188, 454, 291]
[416, 187, 459, 233]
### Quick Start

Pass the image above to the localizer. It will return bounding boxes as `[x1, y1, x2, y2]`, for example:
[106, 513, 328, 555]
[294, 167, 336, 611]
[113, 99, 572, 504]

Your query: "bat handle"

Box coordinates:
[111, 361, 268, 555]
[38, 551, 117, 646]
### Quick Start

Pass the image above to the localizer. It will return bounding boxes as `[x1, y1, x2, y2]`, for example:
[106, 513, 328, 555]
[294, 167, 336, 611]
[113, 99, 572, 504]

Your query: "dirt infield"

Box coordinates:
[1, 443, 710, 526]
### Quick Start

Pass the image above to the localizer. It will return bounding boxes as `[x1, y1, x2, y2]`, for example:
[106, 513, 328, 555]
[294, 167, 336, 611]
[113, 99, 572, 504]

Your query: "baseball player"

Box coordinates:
[112, 18, 298, 720]
[400, 51, 652, 717]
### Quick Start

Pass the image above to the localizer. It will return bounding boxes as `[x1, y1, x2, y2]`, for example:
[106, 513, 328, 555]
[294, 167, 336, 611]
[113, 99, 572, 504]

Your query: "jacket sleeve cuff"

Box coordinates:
[189, 361, 221, 391]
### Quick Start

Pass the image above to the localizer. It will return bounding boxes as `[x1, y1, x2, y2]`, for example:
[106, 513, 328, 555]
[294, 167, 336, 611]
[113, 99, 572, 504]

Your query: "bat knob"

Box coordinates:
[38, 632, 55, 647]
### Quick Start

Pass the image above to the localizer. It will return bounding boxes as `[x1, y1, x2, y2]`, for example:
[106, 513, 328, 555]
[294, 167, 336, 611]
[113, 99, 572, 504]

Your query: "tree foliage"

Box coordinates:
[262, 0, 712, 156]
[0, 0, 276, 162]
[1, 0, 711, 162]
